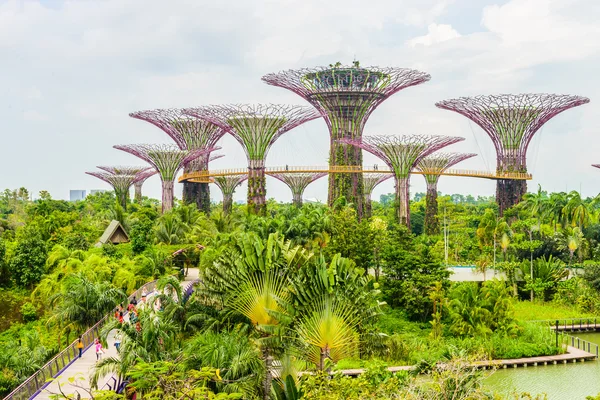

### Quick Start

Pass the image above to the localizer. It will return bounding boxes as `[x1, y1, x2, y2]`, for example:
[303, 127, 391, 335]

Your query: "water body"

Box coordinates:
[484, 332, 600, 399]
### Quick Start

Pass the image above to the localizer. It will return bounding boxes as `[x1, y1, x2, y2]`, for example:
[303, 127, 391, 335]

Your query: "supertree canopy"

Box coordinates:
[262, 63, 431, 217]
[213, 175, 248, 215]
[340, 135, 464, 227]
[269, 172, 327, 207]
[114, 144, 215, 213]
[362, 173, 393, 218]
[416, 152, 477, 235]
[436, 93, 589, 214]
[184, 104, 320, 215]
[95, 166, 156, 205]
[129, 109, 227, 214]
[85, 171, 136, 209]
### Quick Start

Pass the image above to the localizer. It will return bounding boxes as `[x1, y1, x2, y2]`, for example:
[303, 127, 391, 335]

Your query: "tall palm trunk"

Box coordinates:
[262, 347, 273, 400]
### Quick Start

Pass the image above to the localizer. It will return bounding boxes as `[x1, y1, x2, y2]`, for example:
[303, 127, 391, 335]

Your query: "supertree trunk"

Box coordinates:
[328, 131, 364, 217]
[116, 190, 128, 211]
[162, 180, 174, 213]
[497, 177, 527, 215]
[134, 182, 143, 203]
[425, 182, 439, 235]
[364, 193, 373, 218]
[292, 193, 303, 207]
[223, 194, 234, 215]
[182, 158, 211, 215]
[248, 159, 266, 215]
[396, 177, 411, 228]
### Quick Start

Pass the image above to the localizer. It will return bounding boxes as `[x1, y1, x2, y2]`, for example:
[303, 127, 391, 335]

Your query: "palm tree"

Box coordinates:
[156, 212, 189, 245]
[48, 273, 125, 346]
[91, 307, 180, 388]
[547, 192, 568, 232]
[565, 191, 592, 229]
[520, 185, 547, 226]
[202, 232, 311, 400]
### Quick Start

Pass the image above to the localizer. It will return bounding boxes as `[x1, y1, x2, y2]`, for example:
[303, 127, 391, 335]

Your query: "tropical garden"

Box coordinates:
[2, 186, 600, 399]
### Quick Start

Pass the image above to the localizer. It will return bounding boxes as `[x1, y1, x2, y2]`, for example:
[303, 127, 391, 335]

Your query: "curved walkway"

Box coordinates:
[35, 269, 199, 400]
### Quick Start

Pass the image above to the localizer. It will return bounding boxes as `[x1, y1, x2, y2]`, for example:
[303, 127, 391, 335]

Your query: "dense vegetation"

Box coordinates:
[1, 186, 600, 399]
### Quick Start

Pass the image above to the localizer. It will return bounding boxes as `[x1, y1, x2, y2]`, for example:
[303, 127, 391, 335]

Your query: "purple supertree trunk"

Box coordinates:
[162, 180, 174, 213]
[425, 180, 439, 235]
[134, 181, 143, 202]
[362, 173, 393, 218]
[248, 159, 266, 215]
[262, 65, 430, 218]
[213, 175, 247, 215]
[436, 94, 589, 214]
[396, 177, 410, 227]
[223, 193, 234, 215]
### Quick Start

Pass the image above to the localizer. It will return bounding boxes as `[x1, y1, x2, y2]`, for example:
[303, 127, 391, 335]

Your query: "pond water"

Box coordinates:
[484, 332, 600, 399]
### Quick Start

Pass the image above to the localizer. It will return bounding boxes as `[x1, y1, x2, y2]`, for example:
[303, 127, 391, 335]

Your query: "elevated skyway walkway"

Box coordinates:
[179, 165, 532, 183]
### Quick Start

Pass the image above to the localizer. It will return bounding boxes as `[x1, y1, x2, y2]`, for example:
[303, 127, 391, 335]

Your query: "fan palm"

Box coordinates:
[202, 232, 311, 400]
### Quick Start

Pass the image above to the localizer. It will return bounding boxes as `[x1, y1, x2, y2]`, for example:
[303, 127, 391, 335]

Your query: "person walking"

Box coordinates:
[76, 337, 84, 359]
[141, 288, 148, 303]
[114, 331, 122, 352]
[94, 338, 104, 361]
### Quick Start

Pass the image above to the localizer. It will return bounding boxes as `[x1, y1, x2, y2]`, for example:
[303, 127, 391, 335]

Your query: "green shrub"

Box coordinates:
[20, 302, 37, 322]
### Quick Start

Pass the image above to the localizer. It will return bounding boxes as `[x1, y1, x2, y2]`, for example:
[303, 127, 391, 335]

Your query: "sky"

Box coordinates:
[0, 0, 599, 204]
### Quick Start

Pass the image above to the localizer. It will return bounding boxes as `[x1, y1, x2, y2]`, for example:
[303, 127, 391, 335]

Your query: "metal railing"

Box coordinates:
[3, 279, 159, 400]
[531, 318, 600, 332]
[558, 331, 600, 357]
[179, 165, 532, 182]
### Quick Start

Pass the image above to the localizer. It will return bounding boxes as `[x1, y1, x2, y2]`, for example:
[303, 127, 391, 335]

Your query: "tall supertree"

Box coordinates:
[113, 144, 214, 213]
[262, 63, 431, 217]
[132, 169, 158, 203]
[340, 135, 464, 227]
[436, 94, 589, 214]
[362, 173, 393, 218]
[85, 171, 136, 210]
[129, 109, 227, 214]
[213, 175, 248, 215]
[269, 172, 327, 207]
[95, 166, 156, 205]
[415, 153, 477, 235]
[184, 104, 320, 215]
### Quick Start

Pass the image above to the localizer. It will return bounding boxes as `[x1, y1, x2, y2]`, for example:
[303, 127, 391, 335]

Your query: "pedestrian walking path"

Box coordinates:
[34, 269, 199, 400]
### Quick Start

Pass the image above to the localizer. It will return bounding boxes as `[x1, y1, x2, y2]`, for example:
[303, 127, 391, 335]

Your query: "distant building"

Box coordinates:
[69, 190, 86, 201]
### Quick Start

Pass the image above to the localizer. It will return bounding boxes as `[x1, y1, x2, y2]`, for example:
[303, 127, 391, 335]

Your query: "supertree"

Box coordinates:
[129, 109, 227, 214]
[85, 171, 136, 209]
[362, 173, 393, 218]
[212, 175, 248, 215]
[436, 94, 590, 214]
[113, 144, 215, 213]
[340, 135, 464, 227]
[184, 104, 320, 215]
[132, 169, 158, 203]
[269, 172, 327, 207]
[96, 166, 156, 204]
[415, 153, 477, 234]
[262, 63, 431, 217]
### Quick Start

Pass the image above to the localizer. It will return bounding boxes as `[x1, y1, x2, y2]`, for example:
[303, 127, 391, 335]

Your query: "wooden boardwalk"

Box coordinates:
[337, 346, 596, 377]
[34, 269, 199, 399]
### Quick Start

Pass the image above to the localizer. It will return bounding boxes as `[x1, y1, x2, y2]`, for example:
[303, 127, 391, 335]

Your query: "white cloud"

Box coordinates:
[407, 23, 461, 47]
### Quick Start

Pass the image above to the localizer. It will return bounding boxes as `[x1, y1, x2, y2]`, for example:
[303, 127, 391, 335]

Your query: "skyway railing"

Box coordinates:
[179, 165, 532, 183]
[3, 280, 159, 400]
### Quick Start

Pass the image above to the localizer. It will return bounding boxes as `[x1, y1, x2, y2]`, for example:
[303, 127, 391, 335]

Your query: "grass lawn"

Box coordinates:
[513, 300, 598, 322]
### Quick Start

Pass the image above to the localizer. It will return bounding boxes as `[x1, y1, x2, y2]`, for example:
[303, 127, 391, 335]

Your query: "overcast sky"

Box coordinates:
[0, 0, 598, 203]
